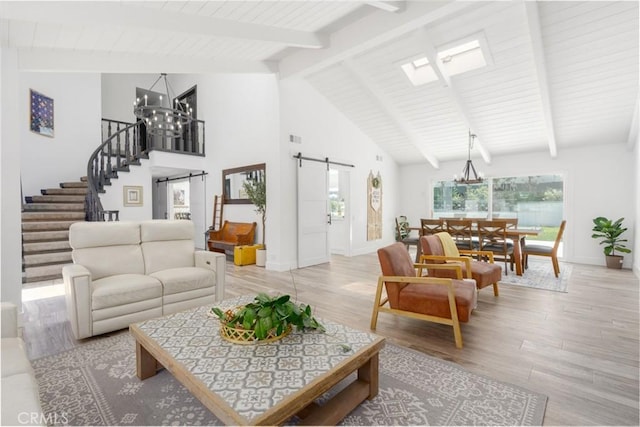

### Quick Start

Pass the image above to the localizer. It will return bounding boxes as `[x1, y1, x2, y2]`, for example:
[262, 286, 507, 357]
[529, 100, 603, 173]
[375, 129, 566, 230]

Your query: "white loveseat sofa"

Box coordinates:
[63, 220, 226, 340]
[1, 302, 44, 426]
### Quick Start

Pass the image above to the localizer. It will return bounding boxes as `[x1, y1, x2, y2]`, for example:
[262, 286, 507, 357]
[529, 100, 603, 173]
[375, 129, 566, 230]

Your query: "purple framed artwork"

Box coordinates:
[30, 89, 54, 137]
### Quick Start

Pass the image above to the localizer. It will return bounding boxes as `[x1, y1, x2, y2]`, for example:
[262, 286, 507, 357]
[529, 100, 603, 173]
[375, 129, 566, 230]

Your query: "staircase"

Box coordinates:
[22, 179, 87, 283]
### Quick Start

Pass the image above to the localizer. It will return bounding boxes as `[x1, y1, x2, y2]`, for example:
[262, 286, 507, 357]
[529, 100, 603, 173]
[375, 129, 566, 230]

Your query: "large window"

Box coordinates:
[432, 174, 564, 242]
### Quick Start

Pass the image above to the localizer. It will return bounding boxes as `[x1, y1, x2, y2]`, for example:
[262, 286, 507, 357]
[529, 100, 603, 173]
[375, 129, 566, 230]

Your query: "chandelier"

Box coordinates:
[454, 130, 483, 185]
[133, 73, 192, 138]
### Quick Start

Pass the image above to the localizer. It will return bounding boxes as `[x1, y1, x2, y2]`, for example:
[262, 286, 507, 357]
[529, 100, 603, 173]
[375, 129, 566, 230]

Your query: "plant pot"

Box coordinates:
[256, 249, 266, 267]
[605, 255, 623, 269]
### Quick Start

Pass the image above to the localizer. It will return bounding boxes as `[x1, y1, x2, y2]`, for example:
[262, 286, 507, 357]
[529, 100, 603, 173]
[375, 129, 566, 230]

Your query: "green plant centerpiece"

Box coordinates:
[591, 216, 631, 269]
[211, 293, 324, 344]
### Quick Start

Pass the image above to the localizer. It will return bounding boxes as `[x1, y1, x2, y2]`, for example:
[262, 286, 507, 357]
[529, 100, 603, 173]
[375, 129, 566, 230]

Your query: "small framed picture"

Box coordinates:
[30, 89, 54, 137]
[123, 186, 143, 207]
[173, 188, 186, 207]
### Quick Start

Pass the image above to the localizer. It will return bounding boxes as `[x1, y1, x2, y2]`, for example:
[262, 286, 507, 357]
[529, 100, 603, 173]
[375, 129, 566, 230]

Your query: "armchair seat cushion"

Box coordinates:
[523, 244, 552, 254]
[399, 280, 477, 322]
[150, 267, 215, 295]
[92, 274, 162, 310]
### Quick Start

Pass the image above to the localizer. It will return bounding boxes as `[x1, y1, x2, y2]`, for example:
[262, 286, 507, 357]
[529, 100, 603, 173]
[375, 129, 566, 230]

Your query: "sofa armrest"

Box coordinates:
[195, 251, 226, 301]
[62, 264, 93, 340]
[1, 302, 18, 338]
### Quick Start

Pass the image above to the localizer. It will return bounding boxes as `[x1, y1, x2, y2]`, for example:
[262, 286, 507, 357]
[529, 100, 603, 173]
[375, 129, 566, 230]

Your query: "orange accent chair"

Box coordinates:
[372, 242, 477, 348]
[420, 233, 502, 296]
[522, 220, 567, 277]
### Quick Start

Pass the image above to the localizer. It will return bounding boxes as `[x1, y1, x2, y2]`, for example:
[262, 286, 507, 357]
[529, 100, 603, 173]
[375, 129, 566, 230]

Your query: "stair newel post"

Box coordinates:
[106, 130, 113, 179]
[127, 128, 134, 160]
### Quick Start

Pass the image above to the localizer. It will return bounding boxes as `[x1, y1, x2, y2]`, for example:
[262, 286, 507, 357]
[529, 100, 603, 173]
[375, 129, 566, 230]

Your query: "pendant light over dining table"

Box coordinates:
[133, 73, 192, 138]
[454, 130, 483, 185]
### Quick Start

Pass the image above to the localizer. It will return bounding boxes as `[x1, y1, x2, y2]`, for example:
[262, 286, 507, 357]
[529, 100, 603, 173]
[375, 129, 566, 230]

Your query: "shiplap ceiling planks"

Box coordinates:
[1, 0, 637, 166]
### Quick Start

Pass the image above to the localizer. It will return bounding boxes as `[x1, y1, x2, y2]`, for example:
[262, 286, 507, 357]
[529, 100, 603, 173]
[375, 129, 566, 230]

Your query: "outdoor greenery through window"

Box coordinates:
[432, 174, 564, 242]
[329, 169, 345, 220]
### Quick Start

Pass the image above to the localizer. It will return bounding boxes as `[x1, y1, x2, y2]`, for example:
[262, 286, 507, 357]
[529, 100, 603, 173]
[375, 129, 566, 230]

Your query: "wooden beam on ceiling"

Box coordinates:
[366, 1, 406, 13]
[524, 1, 558, 158]
[279, 0, 479, 79]
[17, 48, 277, 74]
[416, 29, 492, 165]
[343, 59, 440, 169]
[0, 1, 327, 49]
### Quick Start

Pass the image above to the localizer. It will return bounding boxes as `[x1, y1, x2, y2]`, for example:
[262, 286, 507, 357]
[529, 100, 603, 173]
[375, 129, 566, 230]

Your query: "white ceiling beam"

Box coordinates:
[17, 48, 277, 74]
[366, 1, 406, 13]
[524, 1, 558, 158]
[627, 96, 639, 150]
[343, 59, 440, 169]
[416, 29, 492, 165]
[0, 1, 326, 49]
[279, 0, 479, 79]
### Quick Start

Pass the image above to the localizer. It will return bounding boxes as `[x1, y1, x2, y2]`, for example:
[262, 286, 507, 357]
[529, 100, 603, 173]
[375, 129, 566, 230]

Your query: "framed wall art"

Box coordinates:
[30, 89, 54, 137]
[123, 186, 143, 207]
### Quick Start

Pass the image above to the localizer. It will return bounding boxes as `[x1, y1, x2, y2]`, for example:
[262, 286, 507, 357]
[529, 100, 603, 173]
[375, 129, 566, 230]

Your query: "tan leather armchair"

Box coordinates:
[371, 242, 477, 348]
[420, 232, 502, 296]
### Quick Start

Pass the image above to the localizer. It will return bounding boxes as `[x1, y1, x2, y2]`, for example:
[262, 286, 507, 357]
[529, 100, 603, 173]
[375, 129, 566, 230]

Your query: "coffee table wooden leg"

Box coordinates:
[136, 341, 158, 380]
[358, 353, 379, 399]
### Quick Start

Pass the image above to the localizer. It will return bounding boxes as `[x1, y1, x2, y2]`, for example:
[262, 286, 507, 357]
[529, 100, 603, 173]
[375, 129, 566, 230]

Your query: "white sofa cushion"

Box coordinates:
[74, 245, 145, 280]
[92, 274, 162, 310]
[140, 219, 194, 242]
[69, 221, 140, 248]
[1, 372, 43, 426]
[150, 267, 215, 295]
[142, 241, 195, 274]
[1, 338, 34, 378]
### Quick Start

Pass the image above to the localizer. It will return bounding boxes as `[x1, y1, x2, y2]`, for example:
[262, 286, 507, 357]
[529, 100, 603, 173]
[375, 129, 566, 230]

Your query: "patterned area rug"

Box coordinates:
[500, 259, 571, 292]
[32, 333, 546, 426]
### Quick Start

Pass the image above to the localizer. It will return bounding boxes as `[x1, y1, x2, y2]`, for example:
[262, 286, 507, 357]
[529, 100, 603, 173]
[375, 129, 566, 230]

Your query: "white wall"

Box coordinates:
[278, 78, 400, 270]
[1, 47, 23, 309]
[400, 143, 636, 269]
[634, 132, 639, 277]
[20, 72, 101, 199]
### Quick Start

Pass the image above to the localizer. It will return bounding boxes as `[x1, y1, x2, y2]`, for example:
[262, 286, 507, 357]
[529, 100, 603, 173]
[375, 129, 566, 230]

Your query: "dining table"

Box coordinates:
[505, 228, 540, 275]
[418, 219, 540, 276]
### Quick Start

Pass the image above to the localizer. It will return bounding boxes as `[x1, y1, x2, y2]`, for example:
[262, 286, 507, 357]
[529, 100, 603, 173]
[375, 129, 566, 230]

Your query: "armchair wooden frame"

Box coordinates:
[371, 263, 467, 348]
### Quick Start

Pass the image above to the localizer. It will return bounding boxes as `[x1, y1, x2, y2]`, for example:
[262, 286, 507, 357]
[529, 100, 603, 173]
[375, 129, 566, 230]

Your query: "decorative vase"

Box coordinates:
[256, 249, 266, 267]
[605, 255, 623, 269]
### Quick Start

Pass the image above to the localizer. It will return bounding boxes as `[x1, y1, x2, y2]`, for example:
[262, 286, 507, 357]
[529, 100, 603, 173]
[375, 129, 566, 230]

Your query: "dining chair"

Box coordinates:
[420, 233, 502, 296]
[446, 219, 476, 251]
[477, 220, 514, 274]
[522, 220, 567, 277]
[502, 217, 518, 229]
[372, 242, 477, 348]
[420, 218, 445, 236]
[395, 216, 421, 262]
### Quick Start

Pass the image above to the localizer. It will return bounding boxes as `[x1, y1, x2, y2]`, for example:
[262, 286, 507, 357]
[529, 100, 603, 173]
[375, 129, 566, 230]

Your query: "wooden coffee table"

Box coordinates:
[130, 296, 385, 425]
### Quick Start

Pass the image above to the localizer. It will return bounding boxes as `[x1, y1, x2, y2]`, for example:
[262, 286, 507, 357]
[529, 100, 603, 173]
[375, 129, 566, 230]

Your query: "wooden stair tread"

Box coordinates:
[29, 195, 86, 203]
[23, 241, 71, 253]
[42, 188, 88, 195]
[22, 221, 80, 231]
[22, 212, 86, 221]
[23, 203, 85, 211]
[23, 251, 72, 266]
[22, 230, 69, 242]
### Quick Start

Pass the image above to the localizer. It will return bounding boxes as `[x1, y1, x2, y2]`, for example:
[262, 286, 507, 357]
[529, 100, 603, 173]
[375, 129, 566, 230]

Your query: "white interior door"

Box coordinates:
[297, 160, 330, 268]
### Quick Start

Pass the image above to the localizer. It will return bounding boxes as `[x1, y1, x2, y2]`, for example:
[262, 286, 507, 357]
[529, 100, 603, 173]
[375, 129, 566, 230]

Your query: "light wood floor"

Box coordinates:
[21, 253, 639, 426]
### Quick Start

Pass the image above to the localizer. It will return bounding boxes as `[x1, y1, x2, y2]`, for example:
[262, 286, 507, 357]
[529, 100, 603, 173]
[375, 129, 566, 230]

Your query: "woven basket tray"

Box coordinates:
[219, 322, 292, 345]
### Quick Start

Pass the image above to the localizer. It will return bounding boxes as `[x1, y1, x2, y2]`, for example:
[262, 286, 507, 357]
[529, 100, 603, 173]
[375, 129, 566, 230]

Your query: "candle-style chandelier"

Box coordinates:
[133, 73, 192, 138]
[453, 130, 483, 185]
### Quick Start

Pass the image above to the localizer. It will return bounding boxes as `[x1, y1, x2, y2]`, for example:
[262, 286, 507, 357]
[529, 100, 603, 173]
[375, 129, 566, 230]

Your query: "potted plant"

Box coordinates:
[591, 216, 631, 269]
[210, 293, 324, 343]
[243, 178, 266, 266]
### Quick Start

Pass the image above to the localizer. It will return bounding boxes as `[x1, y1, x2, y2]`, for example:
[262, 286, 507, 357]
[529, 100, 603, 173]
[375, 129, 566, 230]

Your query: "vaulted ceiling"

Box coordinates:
[2, 1, 638, 167]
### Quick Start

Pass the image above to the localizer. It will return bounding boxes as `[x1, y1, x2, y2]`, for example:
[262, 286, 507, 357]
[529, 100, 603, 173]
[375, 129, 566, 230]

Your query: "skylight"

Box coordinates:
[400, 56, 438, 86]
[437, 39, 486, 76]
